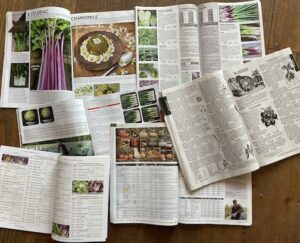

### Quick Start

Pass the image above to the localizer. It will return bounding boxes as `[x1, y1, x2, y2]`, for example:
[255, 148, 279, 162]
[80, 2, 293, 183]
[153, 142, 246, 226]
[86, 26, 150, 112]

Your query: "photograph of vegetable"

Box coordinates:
[94, 83, 120, 97]
[9, 63, 29, 87]
[138, 29, 157, 45]
[138, 47, 158, 61]
[138, 88, 157, 106]
[22, 109, 39, 126]
[72, 180, 103, 194]
[23, 135, 94, 156]
[219, 3, 259, 22]
[39, 106, 54, 123]
[116, 127, 176, 162]
[74, 84, 93, 97]
[72, 23, 135, 78]
[142, 105, 160, 122]
[124, 109, 142, 123]
[1, 154, 29, 165]
[120, 92, 139, 109]
[139, 63, 158, 79]
[52, 223, 69, 238]
[242, 42, 262, 59]
[30, 18, 72, 90]
[12, 22, 29, 52]
[240, 24, 261, 41]
[138, 10, 157, 26]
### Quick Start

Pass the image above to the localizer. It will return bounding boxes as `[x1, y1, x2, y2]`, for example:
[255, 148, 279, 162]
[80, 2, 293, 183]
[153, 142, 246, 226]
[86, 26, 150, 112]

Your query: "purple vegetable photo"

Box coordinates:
[30, 18, 72, 91]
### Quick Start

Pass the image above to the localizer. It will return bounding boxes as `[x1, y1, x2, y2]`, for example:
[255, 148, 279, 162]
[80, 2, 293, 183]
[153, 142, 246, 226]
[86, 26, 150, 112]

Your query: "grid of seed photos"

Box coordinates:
[120, 87, 160, 123]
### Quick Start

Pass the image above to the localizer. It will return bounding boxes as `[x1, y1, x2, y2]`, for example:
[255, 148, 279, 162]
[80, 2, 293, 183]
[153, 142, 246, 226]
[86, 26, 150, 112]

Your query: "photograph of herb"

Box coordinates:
[116, 127, 176, 162]
[74, 85, 93, 97]
[139, 63, 158, 79]
[1, 154, 29, 165]
[23, 135, 94, 156]
[138, 88, 157, 106]
[141, 105, 160, 122]
[72, 180, 103, 194]
[240, 24, 261, 41]
[52, 223, 69, 238]
[39, 106, 54, 123]
[138, 29, 157, 46]
[94, 83, 120, 97]
[9, 63, 29, 87]
[260, 107, 278, 127]
[120, 92, 139, 109]
[124, 109, 142, 123]
[22, 109, 39, 126]
[281, 63, 296, 81]
[227, 69, 265, 97]
[30, 18, 72, 90]
[242, 43, 262, 59]
[138, 47, 158, 61]
[138, 10, 157, 26]
[72, 23, 135, 78]
[219, 3, 259, 22]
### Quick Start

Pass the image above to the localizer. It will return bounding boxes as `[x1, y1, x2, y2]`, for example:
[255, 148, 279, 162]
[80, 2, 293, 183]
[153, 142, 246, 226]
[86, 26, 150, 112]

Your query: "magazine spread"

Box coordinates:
[16, 85, 160, 155]
[0, 146, 110, 242]
[160, 48, 300, 191]
[110, 123, 252, 226]
[1, 7, 136, 108]
[135, 0, 264, 89]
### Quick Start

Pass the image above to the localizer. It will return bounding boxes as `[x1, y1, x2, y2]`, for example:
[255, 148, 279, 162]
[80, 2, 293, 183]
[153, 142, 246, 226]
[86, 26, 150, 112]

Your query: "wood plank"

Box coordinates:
[269, 0, 300, 52]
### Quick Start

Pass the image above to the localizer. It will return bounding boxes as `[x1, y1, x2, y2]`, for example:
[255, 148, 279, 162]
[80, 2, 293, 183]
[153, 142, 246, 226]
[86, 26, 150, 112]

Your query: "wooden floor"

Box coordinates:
[0, 0, 299, 242]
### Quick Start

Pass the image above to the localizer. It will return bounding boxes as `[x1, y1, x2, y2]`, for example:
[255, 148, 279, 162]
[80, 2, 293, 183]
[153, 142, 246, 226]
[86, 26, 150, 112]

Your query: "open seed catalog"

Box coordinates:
[160, 48, 300, 191]
[110, 123, 252, 226]
[1, 7, 136, 108]
[135, 0, 265, 89]
[16, 86, 160, 156]
[0, 146, 109, 242]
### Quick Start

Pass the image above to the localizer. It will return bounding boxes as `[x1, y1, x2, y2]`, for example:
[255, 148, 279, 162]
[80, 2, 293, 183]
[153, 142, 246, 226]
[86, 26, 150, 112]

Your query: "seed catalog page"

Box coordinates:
[1, 7, 74, 108]
[51, 155, 110, 242]
[110, 123, 179, 225]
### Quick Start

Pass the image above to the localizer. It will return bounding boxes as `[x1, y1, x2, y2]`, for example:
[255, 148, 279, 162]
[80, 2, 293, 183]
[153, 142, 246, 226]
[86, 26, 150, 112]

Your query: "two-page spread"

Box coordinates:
[0, 146, 110, 242]
[160, 48, 300, 191]
[135, 1, 265, 90]
[110, 123, 252, 225]
[1, 8, 136, 108]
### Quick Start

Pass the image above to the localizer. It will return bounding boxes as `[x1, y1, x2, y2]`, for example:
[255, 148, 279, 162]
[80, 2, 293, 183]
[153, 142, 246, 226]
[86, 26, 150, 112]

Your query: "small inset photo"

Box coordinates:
[138, 88, 157, 106]
[138, 29, 157, 46]
[1, 154, 29, 165]
[72, 180, 104, 194]
[120, 92, 139, 109]
[137, 10, 157, 26]
[39, 106, 54, 124]
[52, 223, 69, 238]
[225, 199, 247, 220]
[141, 105, 160, 122]
[124, 109, 142, 123]
[94, 83, 120, 96]
[139, 80, 159, 88]
[74, 85, 93, 97]
[9, 63, 29, 88]
[139, 63, 158, 79]
[138, 47, 158, 61]
[22, 109, 39, 126]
